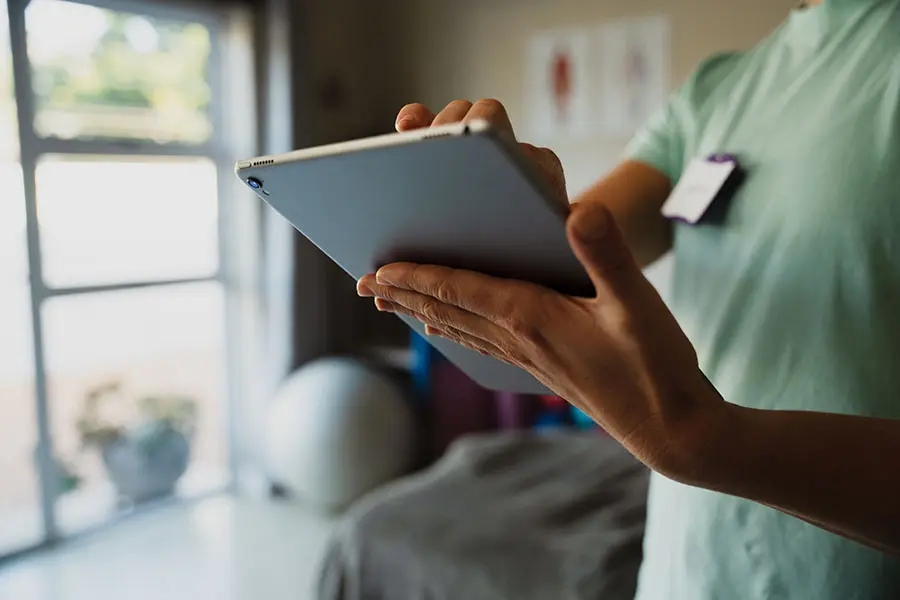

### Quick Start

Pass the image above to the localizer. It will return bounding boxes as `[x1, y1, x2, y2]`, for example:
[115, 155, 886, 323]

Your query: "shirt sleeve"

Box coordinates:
[623, 101, 686, 185]
[623, 51, 742, 186]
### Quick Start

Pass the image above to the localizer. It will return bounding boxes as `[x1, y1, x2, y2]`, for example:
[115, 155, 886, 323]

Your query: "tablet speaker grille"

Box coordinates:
[252, 159, 274, 167]
[422, 132, 451, 140]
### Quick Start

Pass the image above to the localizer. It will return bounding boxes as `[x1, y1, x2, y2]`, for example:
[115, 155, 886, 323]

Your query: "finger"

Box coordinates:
[427, 325, 521, 368]
[374, 263, 535, 323]
[425, 325, 495, 357]
[565, 202, 645, 300]
[376, 300, 510, 359]
[431, 100, 474, 126]
[462, 98, 515, 136]
[396, 103, 436, 131]
[430, 326, 512, 361]
[369, 283, 503, 342]
[357, 275, 376, 297]
[520, 143, 568, 207]
[424, 324, 447, 337]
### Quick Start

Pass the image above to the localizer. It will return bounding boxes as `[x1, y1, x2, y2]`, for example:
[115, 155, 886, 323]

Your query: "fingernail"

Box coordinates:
[357, 282, 374, 297]
[395, 116, 413, 131]
[375, 298, 394, 313]
[572, 204, 609, 241]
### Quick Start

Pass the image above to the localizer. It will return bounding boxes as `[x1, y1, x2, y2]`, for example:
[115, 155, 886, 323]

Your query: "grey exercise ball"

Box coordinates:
[265, 358, 415, 510]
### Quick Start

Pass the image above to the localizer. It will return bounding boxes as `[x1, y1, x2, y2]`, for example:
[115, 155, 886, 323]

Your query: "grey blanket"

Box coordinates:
[318, 431, 650, 600]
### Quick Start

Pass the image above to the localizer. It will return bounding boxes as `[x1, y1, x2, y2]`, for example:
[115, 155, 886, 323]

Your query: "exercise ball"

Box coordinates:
[264, 357, 415, 510]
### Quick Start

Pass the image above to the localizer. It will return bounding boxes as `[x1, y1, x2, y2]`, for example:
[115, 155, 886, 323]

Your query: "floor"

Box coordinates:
[0, 467, 229, 557]
[0, 495, 336, 600]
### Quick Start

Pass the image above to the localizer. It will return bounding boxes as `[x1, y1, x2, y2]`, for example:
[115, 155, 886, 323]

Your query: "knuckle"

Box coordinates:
[540, 145, 561, 165]
[411, 265, 455, 302]
[433, 278, 457, 304]
[409, 264, 437, 293]
[543, 148, 565, 174]
[505, 301, 551, 347]
[506, 314, 539, 343]
[539, 147, 566, 181]
[376, 285, 397, 302]
[470, 285, 495, 310]
[520, 145, 566, 199]
[518, 142, 537, 157]
[419, 298, 445, 324]
[599, 244, 637, 281]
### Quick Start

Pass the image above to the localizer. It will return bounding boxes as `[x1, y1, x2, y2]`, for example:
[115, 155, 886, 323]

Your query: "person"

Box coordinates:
[357, 0, 900, 598]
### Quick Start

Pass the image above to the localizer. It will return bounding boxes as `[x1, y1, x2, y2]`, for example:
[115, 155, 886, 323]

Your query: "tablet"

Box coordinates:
[235, 119, 592, 394]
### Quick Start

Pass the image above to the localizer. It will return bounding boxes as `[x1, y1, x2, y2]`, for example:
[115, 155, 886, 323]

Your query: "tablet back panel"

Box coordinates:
[237, 127, 592, 393]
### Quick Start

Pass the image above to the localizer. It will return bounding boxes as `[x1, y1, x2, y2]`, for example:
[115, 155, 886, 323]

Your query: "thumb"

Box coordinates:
[566, 202, 642, 298]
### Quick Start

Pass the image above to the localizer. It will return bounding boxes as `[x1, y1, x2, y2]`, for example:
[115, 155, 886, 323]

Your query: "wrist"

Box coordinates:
[652, 373, 746, 486]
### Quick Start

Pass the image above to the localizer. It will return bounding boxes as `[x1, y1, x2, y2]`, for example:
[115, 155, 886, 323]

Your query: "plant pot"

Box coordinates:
[101, 423, 191, 504]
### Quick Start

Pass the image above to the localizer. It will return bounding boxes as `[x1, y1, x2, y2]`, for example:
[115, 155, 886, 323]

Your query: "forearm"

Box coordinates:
[572, 160, 673, 268]
[686, 402, 900, 555]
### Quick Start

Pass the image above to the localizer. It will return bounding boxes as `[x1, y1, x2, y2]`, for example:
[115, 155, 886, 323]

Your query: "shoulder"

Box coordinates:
[677, 51, 746, 109]
[691, 52, 745, 87]
[676, 22, 791, 109]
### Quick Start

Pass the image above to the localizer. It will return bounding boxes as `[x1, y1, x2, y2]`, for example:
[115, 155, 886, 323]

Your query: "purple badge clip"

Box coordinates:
[708, 153, 738, 165]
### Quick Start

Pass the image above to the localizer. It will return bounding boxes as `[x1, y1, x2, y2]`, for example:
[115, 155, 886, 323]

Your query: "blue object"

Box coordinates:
[570, 406, 596, 429]
[533, 410, 568, 431]
[410, 331, 434, 402]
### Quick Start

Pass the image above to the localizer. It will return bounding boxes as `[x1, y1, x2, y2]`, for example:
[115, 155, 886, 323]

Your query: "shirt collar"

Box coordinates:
[788, 0, 888, 45]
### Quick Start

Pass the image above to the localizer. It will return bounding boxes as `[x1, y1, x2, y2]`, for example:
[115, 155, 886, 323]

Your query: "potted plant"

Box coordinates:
[77, 382, 197, 504]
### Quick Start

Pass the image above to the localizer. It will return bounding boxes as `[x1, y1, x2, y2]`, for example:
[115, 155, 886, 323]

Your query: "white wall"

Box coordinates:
[389, 0, 796, 293]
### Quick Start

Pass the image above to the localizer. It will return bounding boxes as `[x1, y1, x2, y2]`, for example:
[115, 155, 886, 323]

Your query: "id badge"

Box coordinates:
[661, 154, 741, 224]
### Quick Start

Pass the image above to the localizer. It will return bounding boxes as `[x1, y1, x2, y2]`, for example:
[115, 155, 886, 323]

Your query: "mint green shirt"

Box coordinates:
[626, 1, 900, 598]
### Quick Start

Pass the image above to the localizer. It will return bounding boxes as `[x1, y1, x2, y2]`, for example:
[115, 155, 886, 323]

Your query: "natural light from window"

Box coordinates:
[26, 0, 212, 143]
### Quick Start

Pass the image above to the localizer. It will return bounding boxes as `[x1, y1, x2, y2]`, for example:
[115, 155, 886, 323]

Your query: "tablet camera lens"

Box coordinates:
[247, 177, 262, 190]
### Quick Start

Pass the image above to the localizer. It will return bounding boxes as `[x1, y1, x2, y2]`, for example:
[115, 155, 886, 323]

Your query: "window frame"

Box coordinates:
[3, 0, 258, 555]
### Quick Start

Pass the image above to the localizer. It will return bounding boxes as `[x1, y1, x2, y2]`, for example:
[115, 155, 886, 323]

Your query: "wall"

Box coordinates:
[288, 0, 416, 357]
[387, 0, 797, 290]
[282, 0, 800, 355]
[395, 0, 794, 186]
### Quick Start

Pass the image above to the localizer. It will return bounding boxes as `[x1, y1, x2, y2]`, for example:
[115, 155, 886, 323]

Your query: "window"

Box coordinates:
[44, 282, 227, 534]
[36, 155, 219, 287]
[0, 0, 40, 555]
[0, 0, 257, 556]
[27, 0, 212, 143]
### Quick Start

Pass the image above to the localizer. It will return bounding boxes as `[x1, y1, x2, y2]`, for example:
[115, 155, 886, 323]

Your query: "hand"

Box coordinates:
[396, 99, 569, 207]
[358, 201, 728, 477]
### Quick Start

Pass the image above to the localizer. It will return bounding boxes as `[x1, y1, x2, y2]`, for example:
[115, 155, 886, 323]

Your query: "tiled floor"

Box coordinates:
[0, 496, 335, 600]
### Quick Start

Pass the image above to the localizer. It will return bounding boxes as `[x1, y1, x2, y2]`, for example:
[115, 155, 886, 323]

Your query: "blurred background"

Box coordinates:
[0, 1, 795, 599]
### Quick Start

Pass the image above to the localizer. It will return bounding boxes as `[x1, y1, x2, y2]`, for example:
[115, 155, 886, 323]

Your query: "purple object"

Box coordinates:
[494, 392, 542, 430]
[707, 153, 738, 164]
[429, 362, 496, 456]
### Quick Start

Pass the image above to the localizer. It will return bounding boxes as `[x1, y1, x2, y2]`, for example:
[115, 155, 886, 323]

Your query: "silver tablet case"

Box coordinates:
[236, 121, 592, 394]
